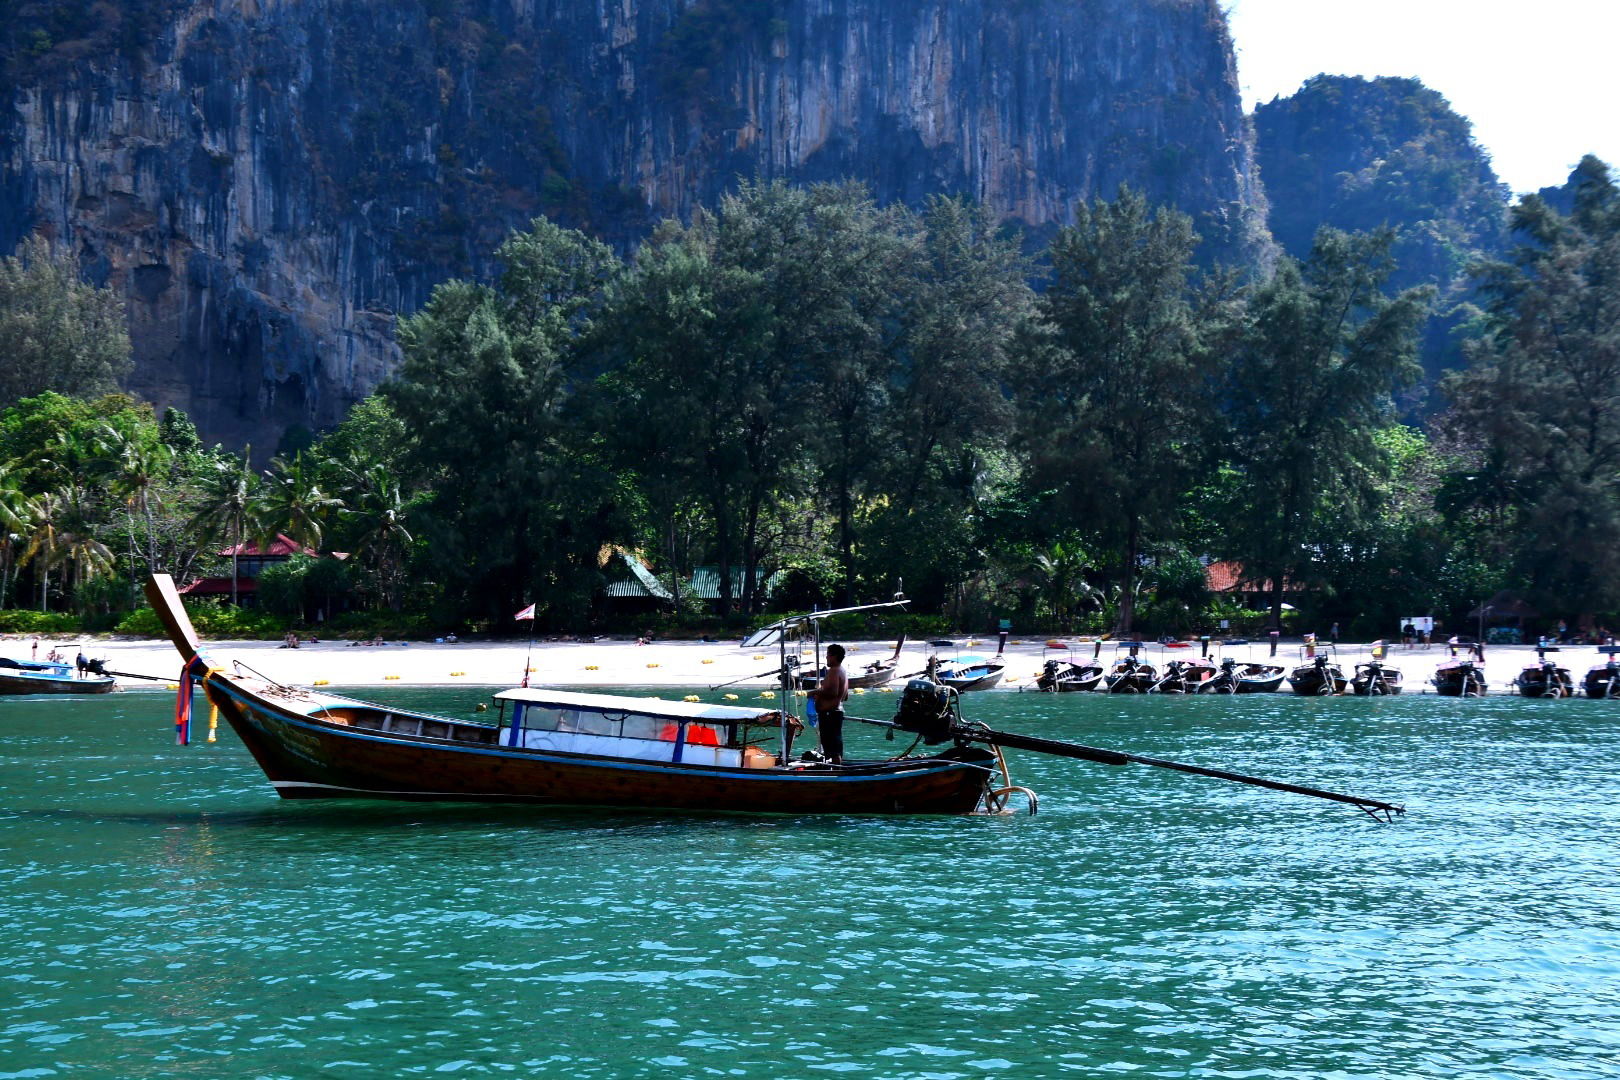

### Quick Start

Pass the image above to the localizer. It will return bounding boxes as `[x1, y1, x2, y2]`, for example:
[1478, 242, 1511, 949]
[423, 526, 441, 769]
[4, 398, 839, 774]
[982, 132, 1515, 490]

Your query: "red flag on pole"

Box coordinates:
[514, 603, 536, 621]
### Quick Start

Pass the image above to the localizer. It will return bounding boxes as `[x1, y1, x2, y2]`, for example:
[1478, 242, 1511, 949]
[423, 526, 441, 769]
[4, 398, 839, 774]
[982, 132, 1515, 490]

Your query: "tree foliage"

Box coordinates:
[0, 234, 132, 408]
[1444, 156, 1620, 616]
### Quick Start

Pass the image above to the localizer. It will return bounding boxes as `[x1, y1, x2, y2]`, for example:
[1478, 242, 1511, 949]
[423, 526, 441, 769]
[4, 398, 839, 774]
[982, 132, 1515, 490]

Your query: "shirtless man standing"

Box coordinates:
[812, 643, 851, 765]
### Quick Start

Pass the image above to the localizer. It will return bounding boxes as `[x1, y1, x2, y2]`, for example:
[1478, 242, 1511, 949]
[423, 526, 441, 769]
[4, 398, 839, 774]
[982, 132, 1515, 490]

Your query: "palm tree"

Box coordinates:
[0, 468, 38, 609]
[189, 450, 260, 606]
[1032, 538, 1098, 632]
[343, 463, 413, 610]
[94, 422, 173, 603]
[259, 452, 343, 554]
[20, 490, 68, 611]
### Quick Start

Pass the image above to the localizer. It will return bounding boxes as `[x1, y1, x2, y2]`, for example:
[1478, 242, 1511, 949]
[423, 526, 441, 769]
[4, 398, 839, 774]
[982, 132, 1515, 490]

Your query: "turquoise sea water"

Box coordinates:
[2, 686, 1618, 1079]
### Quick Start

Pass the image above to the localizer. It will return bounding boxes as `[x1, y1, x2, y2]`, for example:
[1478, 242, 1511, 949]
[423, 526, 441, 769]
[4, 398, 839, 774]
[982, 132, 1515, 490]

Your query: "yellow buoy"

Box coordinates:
[760, 691, 775, 699]
[384, 674, 401, 681]
[753, 654, 765, 661]
[313, 679, 330, 686]
[724, 693, 739, 701]
[702, 658, 714, 665]
[585, 664, 599, 670]
[647, 662, 660, 668]
[683, 695, 700, 702]
[450, 671, 465, 677]
[851, 687, 866, 694]
[165, 682, 178, 690]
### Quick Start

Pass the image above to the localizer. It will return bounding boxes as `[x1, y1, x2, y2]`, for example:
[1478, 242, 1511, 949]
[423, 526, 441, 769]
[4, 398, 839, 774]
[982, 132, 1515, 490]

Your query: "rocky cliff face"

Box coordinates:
[1, 0, 1265, 450]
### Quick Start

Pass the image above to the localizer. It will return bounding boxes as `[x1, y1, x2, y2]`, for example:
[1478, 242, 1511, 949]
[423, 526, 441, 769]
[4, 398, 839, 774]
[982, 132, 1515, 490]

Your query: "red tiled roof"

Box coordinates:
[1204, 559, 1303, 594]
[218, 533, 317, 558]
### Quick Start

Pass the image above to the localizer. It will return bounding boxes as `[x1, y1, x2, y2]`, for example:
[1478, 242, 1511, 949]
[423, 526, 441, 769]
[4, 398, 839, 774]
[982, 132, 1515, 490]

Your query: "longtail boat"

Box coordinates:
[0, 656, 116, 695]
[1432, 658, 1488, 696]
[1103, 645, 1156, 693]
[1350, 659, 1404, 696]
[1514, 648, 1574, 698]
[1287, 652, 1348, 696]
[794, 634, 905, 691]
[933, 654, 1005, 692]
[1149, 657, 1217, 693]
[1584, 647, 1620, 698]
[1034, 658, 1104, 692]
[1197, 658, 1286, 694]
[145, 575, 997, 814]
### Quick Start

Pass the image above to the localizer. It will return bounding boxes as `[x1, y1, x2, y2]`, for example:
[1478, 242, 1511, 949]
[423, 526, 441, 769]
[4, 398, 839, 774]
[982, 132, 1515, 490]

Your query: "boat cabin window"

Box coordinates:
[515, 705, 732, 746]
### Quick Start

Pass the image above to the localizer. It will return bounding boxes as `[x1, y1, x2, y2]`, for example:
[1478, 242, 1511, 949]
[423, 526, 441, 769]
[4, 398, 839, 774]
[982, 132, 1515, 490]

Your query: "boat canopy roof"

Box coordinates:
[494, 688, 778, 724]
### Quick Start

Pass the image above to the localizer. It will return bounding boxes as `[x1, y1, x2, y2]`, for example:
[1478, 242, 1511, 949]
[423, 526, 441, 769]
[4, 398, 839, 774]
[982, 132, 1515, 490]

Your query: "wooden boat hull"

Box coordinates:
[1515, 667, 1575, 698]
[1287, 665, 1348, 696]
[142, 574, 993, 816]
[794, 661, 896, 692]
[1351, 667, 1404, 696]
[1035, 663, 1103, 693]
[1432, 665, 1487, 696]
[204, 679, 993, 813]
[1104, 670, 1156, 694]
[940, 670, 1003, 692]
[1585, 667, 1620, 698]
[0, 671, 117, 694]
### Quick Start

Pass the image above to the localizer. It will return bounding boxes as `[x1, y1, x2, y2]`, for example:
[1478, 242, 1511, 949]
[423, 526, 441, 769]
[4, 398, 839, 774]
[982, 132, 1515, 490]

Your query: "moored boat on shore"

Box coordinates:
[1035, 657, 1105, 692]
[1104, 646, 1156, 693]
[1584, 647, 1620, 698]
[1432, 658, 1488, 697]
[1195, 658, 1286, 694]
[1515, 648, 1574, 698]
[1288, 653, 1348, 696]
[0, 657, 116, 695]
[1351, 659, 1404, 696]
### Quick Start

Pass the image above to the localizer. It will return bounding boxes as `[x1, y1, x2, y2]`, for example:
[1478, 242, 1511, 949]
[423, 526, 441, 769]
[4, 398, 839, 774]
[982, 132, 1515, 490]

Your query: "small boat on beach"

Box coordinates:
[1350, 659, 1404, 696]
[933, 654, 1005, 692]
[1197, 658, 1286, 694]
[0, 657, 116, 695]
[1432, 657, 1488, 697]
[1514, 648, 1574, 698]
[1150, 657, 1217, 693]
[795, 635, 905, 691]
[1034, 657, 1105, 693]
[1288, 651, 1348, 696]
[1104, 646, 1156, 694]
[1584, 647, 1620, 698]
[143, 576, 999, 814]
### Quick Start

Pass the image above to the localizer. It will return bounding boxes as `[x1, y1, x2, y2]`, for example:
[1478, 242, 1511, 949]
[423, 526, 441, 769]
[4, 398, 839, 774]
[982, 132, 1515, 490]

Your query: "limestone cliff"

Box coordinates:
[0, 0, 1266, 449]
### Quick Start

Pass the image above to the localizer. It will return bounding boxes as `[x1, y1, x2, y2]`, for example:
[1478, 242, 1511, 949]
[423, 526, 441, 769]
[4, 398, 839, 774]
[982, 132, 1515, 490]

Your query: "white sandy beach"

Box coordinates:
[5, 633, 1604, 696]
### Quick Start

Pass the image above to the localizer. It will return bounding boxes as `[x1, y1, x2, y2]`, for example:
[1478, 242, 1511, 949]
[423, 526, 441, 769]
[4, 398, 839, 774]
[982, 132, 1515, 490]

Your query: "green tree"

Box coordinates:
[1443, 156, 1620, 616]
[0, 234, 132, 407]
[259, 452, 343, 553]
[0, 466, 37, 609]
[387, 217, 626, 624]
[189, 450, 260, 607]
[1219, 228, 1432, 625]
[1016, 188, 1210, 632]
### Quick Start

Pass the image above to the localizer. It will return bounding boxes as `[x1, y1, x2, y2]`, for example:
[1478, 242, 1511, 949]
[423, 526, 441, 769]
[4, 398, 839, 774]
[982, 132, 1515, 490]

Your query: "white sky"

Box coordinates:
[1224, 0, 1620, 195]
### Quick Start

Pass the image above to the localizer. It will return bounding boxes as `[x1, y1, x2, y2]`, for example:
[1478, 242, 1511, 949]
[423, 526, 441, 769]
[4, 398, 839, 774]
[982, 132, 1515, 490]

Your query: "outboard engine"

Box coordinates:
[894, 678, 955, 744]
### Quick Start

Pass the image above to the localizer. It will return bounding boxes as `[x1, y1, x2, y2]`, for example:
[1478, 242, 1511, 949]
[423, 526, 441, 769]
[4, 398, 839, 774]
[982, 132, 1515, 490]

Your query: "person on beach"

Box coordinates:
[31, 639, 38, 661]
[75, 647, 88, 678]
[811, 643, 851, 765]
